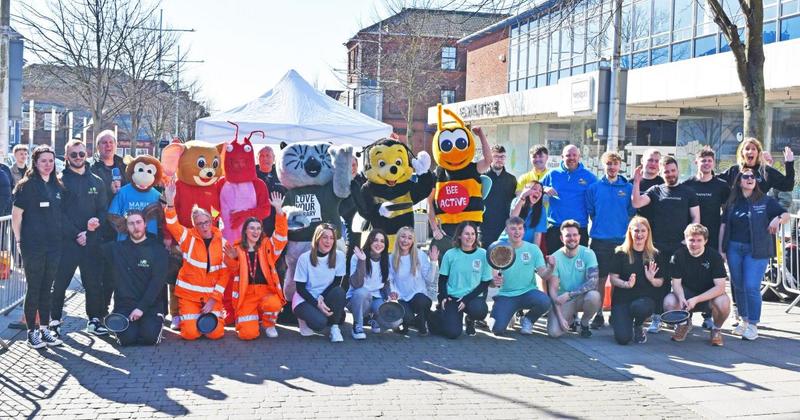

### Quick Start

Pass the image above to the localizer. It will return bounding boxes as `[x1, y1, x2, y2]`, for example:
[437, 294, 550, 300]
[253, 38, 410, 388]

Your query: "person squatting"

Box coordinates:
[13, 120, 794, 349]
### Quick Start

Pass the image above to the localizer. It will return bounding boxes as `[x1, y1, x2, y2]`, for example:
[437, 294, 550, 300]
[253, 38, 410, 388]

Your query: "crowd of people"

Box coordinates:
[7, 129, 796, 350]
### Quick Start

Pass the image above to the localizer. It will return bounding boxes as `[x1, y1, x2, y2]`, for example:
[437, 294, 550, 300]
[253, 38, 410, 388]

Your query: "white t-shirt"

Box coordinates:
[347, 258, 386, 299]
[389, 249, 435, 302]
[292, 250, 346, 309]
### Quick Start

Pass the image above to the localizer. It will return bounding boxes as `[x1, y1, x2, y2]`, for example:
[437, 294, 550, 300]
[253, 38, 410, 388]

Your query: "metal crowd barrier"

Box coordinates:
[779, 213, 800, 313]
[0, 215, 25, 316]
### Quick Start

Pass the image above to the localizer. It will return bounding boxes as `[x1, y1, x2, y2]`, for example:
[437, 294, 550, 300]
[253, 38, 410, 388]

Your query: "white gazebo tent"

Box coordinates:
[195, 70, 392, 146]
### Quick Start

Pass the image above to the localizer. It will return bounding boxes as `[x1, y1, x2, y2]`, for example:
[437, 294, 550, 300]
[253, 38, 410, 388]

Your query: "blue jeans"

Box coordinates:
[727, 241, 769, 324]
[490, 289, 550, 334]
[347, 288, 384, 328]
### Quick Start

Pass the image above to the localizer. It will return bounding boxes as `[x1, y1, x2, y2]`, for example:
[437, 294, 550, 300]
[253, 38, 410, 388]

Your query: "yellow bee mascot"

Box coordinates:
[358, 138, 434, 251]
[431, 104, 492, 237]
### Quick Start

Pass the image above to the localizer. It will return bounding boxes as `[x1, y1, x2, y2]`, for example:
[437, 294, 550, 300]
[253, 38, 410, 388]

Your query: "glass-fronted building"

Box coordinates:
[429, 0, 800, 205]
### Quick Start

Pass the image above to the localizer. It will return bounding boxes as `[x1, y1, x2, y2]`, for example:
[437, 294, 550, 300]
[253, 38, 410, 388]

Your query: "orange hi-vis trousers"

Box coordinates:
[235, 284, 283, 340]
[178, 298, 225, 340]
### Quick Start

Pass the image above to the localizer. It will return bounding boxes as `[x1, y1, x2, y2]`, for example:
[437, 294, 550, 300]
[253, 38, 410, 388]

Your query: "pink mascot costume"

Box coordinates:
[219, 122, 271, 325]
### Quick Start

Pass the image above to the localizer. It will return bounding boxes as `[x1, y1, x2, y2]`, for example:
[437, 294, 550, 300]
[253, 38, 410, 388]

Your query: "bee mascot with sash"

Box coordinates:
[428, 104, 492, 253]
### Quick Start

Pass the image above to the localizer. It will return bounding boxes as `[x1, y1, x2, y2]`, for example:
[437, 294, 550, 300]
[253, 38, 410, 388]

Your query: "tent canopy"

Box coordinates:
[195, 70, 392, 146]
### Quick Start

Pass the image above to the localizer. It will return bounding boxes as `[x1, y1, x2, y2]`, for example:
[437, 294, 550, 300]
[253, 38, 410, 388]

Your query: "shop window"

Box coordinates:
[780, 15, 800, 40]
[694, 35, 717, 57]
[772, 108, 800, 152]
[636, 120, 677, 146]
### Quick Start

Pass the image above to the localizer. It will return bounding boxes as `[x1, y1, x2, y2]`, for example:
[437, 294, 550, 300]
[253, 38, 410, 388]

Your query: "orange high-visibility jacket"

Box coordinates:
[165, 207, 229, 303]
[226, 213, 289, 310]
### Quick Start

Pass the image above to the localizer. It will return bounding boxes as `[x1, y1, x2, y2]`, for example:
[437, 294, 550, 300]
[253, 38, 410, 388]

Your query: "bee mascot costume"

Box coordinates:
[277, 141, 353, 303]
[430, 104, 492, 242]
[358, 138, 434, 251]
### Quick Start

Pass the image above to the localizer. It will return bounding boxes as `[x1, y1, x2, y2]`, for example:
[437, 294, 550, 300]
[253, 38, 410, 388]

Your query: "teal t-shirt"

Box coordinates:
[497, 241, 546, 297]
[440, 248, 492, 299]
[552, 245, 598, 294]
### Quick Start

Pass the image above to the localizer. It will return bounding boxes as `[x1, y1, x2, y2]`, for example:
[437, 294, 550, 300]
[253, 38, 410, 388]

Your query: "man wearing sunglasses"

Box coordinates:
[50, 139, 110, 337]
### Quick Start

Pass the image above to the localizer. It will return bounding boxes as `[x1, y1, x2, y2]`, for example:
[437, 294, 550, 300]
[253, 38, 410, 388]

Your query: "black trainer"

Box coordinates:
[590, 314, 604, 329]
[27, 329, 45, 349]
[40, 328, 63, 347]
[48, 320, 62, 339]
[416, 315, 429, 336]
[633, 325, 647, 344]
[580, 324, 592, 338]
[465, 317, 477, 336]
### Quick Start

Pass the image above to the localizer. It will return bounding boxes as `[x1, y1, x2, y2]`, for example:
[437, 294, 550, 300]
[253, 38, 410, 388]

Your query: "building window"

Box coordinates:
[441, 89, 456, 104]
[780, 14, 800, 41]
[694, 35, 717, 57]
[764, 21, 778, 43]
[671, 41, 691, 62]
[441, 46, 456, 70]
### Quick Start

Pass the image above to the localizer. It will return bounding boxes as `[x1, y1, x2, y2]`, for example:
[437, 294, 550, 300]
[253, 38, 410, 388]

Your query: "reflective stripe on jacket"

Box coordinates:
[226, 213, 289, 310]
[165, 207, 229, 303]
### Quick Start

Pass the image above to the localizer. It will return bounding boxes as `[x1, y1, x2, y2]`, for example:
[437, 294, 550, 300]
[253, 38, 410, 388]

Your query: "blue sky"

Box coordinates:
[160, 0, 385, 113]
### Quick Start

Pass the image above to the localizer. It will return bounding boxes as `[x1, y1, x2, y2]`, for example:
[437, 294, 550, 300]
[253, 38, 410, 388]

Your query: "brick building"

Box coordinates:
[22, 64, 204, 157]
[344, 8, 506, 154]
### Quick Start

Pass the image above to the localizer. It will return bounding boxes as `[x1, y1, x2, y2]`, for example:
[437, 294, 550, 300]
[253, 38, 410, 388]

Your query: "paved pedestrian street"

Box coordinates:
[1, 288, 800, 419]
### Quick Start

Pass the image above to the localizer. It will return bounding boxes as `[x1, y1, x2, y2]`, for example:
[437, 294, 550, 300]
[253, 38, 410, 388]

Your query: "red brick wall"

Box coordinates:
[464, 29, 508, 100]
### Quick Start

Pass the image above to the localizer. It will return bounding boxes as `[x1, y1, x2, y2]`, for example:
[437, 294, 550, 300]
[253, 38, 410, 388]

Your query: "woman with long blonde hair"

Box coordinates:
[292, 223, 347, 342]
[388, 226, 438, 335]
[719, 137, 794, 194]
[608, 217, 665, 345]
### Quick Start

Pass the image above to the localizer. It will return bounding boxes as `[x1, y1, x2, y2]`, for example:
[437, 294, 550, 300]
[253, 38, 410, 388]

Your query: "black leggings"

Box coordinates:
[430, 298, 488, 339]
[610, 297, 655, 345]
[22, 248, 61, 330]
[293, 287, 346, 332]
[399, 293, 432, 325]
[114, 309, 163, 346]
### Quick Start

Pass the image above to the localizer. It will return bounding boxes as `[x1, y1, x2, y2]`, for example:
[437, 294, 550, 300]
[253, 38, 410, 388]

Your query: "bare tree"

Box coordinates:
[117, 16, 179, 155]
[14, 0, 161, 140]
[143, 82, 175, 146]
[463, 0, 768, 139]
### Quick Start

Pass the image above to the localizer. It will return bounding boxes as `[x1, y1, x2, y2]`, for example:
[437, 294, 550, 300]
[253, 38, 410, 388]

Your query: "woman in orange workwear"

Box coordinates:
[164, 179, 228, 340]
[223, 192, 288, 340]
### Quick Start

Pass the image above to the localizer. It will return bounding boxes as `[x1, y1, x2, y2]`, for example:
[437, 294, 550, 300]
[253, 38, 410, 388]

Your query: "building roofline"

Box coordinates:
[349, 7, 507, 42]
[457, 0, 556, 45]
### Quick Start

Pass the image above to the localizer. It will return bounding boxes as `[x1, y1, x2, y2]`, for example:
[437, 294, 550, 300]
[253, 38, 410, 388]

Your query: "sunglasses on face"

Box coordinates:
[741, 174, 756, 180]
[69, 151, 87, 159]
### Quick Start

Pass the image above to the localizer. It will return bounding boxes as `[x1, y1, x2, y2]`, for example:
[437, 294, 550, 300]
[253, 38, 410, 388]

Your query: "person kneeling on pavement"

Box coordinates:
[608, 217, 665, 345]
[222, 192, 288, 340]
[103, 210, 167, 346]
[489, 217, 553, 336]
[663, 223, 730, 346]
[547, 220, 601, 338]
[429, 222, 492, 339]
[347, 229, 390, 340]
[164, 178, 228, 340]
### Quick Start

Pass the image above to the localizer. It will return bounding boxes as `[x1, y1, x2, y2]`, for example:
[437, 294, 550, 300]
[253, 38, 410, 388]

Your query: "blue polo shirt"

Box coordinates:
[541, 162, 597, 227]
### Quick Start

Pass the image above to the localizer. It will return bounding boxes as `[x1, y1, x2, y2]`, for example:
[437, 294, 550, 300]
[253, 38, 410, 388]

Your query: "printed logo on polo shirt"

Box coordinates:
[138, 259, 150, 268]
[575, 258, 585, 270]
[472, 259, 482, 272]
[617, 189, 626, 197]
[752, 204, 766, 214]
[88, 187, 99, 195]
[578, 178, 588, 185]
[521, 252, 531, 264]
[55, 192, 61, 200]
[702, 260, 711, 270]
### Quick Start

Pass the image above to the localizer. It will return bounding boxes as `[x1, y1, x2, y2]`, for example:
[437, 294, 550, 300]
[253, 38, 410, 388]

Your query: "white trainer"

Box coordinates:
[329, 325, 344, 343]
[298, 319, 315, 337]
[264, 326, 278, 338]
[742, 324, 758, 341]
[520, 316, 534, 335]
